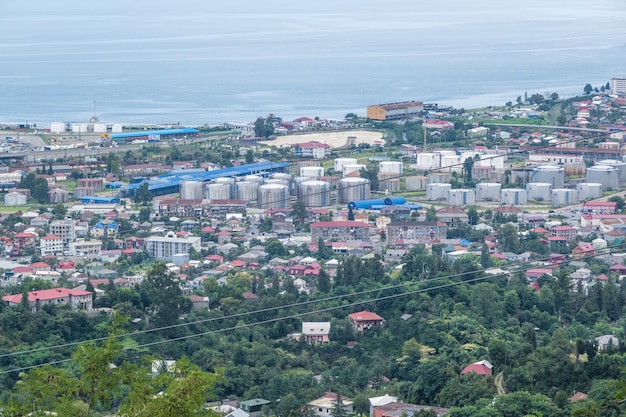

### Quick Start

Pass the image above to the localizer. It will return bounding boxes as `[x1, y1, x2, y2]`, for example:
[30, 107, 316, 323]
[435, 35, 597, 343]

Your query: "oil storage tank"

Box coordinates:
[234, 181, 257, 202]
[531, 165, 565, 188]
[586, 165, 619, 190]
[476, 183, 501, 201]
[343, 164, 366, 176]
[244, 175, 264, 185]
[205, 183, 231, 200]
[180, 181, 204, 200]
[551, 188, 577, 206]
[428, 172, 451, 184]
[576, 182, 603, 201]
[4, 191, 26, 206]
[526, 183, 552, 201]
[405, 176, 428, 191]
[300, 166, 324, 178]
[257, 183, 289, 209]
[448, 189, 476, 206]
[426, 183, 451, 201]
[379, 161, 403, 175]
[597, 159, 626, 185]
[501, 188, 527, 205]
[214, 177, 235, 198]
[338, 177, 371, 203]
[298, 180, 331, 207]
[334, 158, 357, 173]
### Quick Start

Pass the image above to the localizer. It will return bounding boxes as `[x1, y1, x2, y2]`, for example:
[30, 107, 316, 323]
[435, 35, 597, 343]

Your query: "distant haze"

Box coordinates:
[0, 0, 624, 125]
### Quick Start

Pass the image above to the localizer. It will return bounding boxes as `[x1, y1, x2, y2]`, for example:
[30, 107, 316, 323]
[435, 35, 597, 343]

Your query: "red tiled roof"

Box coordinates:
[3, 287, 92, 304]
[349, 310, 384, 322]
[460, 363, 492, 375]
[311, 221, 369, 228]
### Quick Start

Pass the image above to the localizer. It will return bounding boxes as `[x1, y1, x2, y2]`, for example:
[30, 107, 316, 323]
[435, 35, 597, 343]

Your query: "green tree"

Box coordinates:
[291, 200, 308, 227]
[608, 195, 625, 212]
[32, 177, 49, 203]
[480, 243, 492, 269]
[52, 203, 67, 219]
[139, 207, 151, 222]
[317, 269, 331, 293]
[245, 149, 254, 164]
[143, 263, 187, 326]
[426, 206, 437, 222]
[500, 224, 521, 253]
[347, 206, 355, 221]
[584, 83, 593, 95]
[467, 207, 479, 226]
[106, 152, 121, 174]
[135, 181, 152, 205]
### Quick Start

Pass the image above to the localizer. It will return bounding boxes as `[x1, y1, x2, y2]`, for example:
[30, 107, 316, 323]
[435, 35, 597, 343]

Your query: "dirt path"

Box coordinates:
[495, 371, 506, 395]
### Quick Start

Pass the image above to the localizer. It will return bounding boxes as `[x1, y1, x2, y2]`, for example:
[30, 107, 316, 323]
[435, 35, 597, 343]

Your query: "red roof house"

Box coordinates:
[348, 311, 385, 331]
[460, 360, 493, 376]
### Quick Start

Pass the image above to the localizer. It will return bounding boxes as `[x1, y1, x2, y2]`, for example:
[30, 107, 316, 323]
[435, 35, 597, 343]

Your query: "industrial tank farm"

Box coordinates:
[234, 181, 257, 202]
[476, 183, 501, 201]
[180, 181, 203, 200]
[586, 165, 619, 190]
[526, 183, 552, 202]
[257, 183, 289, 209]
[531, 165, 565, 188]
[205, 183, 231, 200]
[338, 177, 371, 203]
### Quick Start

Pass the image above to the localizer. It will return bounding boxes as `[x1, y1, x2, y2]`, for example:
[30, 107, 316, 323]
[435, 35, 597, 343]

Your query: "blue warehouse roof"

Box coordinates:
[122, 161, 290, 196]
[111, 128, 199, 140]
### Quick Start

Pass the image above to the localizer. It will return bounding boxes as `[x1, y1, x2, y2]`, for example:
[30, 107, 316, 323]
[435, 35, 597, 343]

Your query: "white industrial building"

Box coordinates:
[146, 233, 202, 261]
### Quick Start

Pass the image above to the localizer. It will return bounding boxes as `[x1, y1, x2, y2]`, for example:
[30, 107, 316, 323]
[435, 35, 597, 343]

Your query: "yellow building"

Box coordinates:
[367, 101, 424, 121]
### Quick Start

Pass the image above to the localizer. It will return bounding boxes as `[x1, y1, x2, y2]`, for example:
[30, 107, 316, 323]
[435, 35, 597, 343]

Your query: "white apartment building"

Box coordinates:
[40, 235, 64, 256]
[69, 239, 102, 259]
[610, 77, 626, 95]
[145, 233, 202, 261]
[50, 220, 76, 245]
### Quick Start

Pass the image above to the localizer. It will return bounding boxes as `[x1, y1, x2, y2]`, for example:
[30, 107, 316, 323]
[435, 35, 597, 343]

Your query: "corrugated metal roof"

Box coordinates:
[111, 128, 199, 139]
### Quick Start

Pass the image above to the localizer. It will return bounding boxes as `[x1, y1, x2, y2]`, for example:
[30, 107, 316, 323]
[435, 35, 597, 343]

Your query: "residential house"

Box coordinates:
[238, 399, 271, 417]
[301, 322, 331, 344]
[348, 311, 385, 331]
[460, 360, 493, 376]
[551, 225, 577, 241]
[145, 232, 201, 261]
[40, 235, 64, 257]
[308, 392, 353, 417]
[596, 334, 620, 352]
[572, 242, 595, 259]
[2, 287, 93, 313]
[436, 207, 469, 226]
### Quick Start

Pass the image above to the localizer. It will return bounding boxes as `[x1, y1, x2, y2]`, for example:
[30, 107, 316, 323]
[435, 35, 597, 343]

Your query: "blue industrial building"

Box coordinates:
[111, 128, 199, 143]
[348, 195, 421, 211]
[80, 196, 121, 204]
[121, 161, 290, 198]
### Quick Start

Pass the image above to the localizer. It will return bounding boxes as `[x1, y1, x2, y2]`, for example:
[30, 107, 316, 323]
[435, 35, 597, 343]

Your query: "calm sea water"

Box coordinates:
[0, 0, 625, 126]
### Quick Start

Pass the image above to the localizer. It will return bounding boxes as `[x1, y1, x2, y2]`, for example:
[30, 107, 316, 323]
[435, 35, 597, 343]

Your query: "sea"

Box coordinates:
[0, 0, 625, 127]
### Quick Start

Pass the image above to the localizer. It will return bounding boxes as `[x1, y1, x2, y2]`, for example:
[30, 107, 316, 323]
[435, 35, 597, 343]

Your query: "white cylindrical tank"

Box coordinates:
[299, 180, 331, 207]
[343, 164, 366, 176]
[73, 187, 96, 199]
[597, 159, 626, 185]
[476, 183, 501, 201]
[93, 123, 107, 133]
[334, 158, 358, 173]
[586, 165, 619, 190]
[244, 175, 264, 185]
[405, 176, 428, 191]
[338, 177, 371, 203]
[235, 181, 257, 202]
[257, 184, 289, 209]
[180, 181, 204, 200]
[379, 161, 403, 175]
[447, 189, 476, 206]
[526, 183, 552, 202]
[428, 172, 451, 184]
[532, 165, 564, 188]
[292, 177, 308, 196]
[551, 188, 577, 206]
[50, 122, 66, 133]
[576, 182, 603, 201]
[300, 166, 324, 178]
[214, 177, 235, 198]
[71, 123, 87, 134]
[500, 188, 528, 205]
[426, 183, 452, 201]
[111, 124, 123, 133]
[270, 173, 291, 182]
[265, 178, 290, 187]
[4, 191, 26, 206]
[205, 183, 231, 200]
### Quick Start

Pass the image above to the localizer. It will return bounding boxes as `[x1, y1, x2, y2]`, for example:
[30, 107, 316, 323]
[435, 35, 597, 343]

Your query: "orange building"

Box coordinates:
[367, 101, 424, 121]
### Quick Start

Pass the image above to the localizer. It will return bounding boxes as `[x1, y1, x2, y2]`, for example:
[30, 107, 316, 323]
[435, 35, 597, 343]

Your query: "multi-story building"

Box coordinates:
[367, 101, 424, 121]
[610, 76, 626, 95]
[550, 225, 577, 242]
[386, 221, 447, 244]
[69, 239, 103, 259]
[301, 322, 331, 344]
[310, 221, 370, 242]
[292, 141, 332, 159]
[40, 235, 63, 256]
[2, 287, 93, 313]
[308, 392, 353, 417]
[50, 220, 75, 245]
[146, 233, 202, 261]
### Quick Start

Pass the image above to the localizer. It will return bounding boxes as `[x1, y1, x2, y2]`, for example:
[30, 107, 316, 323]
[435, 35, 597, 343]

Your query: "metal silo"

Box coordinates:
[300, 166, 324, 177]
[334, 158, 358, 173]
[405, 176, 428, 191]
[257, 183, 289, 209]
[426, 183, 452, 201]
[576, 183, 603, 201]
[586, 165, 619, 190]
[597, 159, 626, 185]
[4, 192, 26, 206]
[526, 183, 552, 202]
[551, 188, 577, 206]
[338, 177, 371, 203]
[214, 177, 235, 198]
[73, 187, 96, 199]
[205, 183, 231, 200]
[500, 188, 528, 205]
[299, 180, 331, 207]
[244, 175, 264, 185]
[270, 173, 291, 182]
[447, 189, 476, 206]
[379, 161, 403, 175]
[476, 183, 501, 201]
[234, 181, 257, 202]
[531, 165, 565, 188]
[180, 181, 204, 200]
